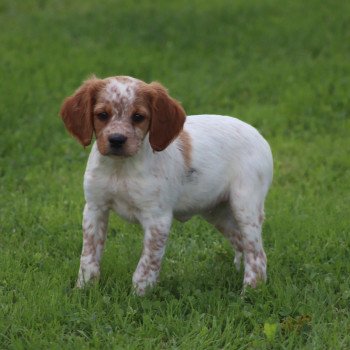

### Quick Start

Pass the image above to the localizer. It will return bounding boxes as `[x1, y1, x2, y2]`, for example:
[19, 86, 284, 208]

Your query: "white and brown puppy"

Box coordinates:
[60, 76, 273, 295]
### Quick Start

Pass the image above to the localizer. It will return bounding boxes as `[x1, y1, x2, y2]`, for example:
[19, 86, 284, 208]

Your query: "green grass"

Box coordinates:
[1, 0, 350, 348]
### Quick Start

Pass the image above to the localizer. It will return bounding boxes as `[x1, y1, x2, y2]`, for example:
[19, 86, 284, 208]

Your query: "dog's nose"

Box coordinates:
[109, 134, 128, 148]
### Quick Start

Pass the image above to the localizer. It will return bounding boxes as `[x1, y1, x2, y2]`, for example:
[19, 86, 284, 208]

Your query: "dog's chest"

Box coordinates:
[107, 172, 163, 222]
[106, 175, 142, 222]
[84, 170, 139, 222]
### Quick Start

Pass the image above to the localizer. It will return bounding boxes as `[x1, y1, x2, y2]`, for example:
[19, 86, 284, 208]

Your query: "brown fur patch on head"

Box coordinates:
[60, 77, 106, 146]
[92, 99, 115, 145]
[145, 82, 186, 152]
[92, 78, 152, 156]
[177, 130, 192, 168]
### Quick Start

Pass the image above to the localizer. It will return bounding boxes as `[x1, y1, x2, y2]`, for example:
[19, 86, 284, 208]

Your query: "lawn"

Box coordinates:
[1, 0, 350, 348]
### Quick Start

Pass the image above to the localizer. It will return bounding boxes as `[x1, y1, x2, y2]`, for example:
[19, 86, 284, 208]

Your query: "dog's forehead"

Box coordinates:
[102, 77, 139, 103]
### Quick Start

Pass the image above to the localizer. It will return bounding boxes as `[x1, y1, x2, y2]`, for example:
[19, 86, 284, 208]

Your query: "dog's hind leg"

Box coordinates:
[203, 203, 244, 271]
[230, 187, 267, 288]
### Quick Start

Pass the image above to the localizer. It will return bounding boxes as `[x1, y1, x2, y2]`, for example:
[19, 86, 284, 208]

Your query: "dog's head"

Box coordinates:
[60, 76, 186, 156]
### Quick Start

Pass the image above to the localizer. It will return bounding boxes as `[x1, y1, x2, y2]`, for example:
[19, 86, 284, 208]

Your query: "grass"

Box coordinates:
[0, 0, 350, 348]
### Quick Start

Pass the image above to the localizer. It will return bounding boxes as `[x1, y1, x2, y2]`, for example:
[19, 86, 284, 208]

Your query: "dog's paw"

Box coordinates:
[76, 264, 100, 288]
[132, 270, 158, 296]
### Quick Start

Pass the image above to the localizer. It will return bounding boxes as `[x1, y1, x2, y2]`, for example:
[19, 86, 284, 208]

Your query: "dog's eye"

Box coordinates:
[97, 112, 109, 121]
[131, 113, 145, 123]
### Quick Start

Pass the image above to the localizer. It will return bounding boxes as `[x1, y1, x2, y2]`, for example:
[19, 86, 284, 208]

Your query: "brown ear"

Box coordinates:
[60, 77, 104, 146]
[148, 82, 186, 152]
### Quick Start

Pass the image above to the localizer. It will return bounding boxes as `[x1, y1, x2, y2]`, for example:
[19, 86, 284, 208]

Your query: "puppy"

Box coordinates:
[60, 76, 273, 295]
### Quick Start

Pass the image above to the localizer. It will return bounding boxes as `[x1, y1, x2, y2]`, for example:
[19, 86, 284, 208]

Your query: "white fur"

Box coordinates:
[78, 114, 273, 294]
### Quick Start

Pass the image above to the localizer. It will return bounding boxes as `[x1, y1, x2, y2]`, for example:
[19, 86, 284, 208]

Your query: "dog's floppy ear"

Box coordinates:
[60, 77, 104, 147]
[148, 82, 186, 152]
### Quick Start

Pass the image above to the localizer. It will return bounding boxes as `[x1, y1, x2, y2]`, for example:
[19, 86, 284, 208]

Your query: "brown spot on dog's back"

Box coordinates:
[177, 130, 192, 168]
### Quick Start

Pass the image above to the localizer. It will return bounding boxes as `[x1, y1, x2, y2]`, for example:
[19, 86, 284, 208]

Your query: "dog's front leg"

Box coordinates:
[132, 213, 172, 296]
[76, 203, 109, 288]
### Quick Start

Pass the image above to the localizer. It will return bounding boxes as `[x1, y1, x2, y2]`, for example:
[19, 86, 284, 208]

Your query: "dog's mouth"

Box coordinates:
[106, 146, 136, 158]
[107, 149, 129, 157]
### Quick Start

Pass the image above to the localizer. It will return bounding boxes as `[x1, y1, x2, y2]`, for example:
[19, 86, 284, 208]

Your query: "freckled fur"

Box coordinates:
[60, 75, 273, 294]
